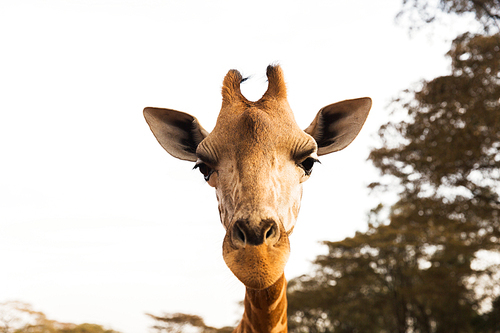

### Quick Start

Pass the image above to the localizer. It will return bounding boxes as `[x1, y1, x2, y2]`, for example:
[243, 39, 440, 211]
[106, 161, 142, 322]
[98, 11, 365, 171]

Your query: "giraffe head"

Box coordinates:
[144, 65, 371, 290]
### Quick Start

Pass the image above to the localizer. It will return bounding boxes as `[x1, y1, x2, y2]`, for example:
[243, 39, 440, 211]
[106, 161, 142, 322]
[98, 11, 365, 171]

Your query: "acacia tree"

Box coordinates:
[287, 12, 499, 333]
[146, 313, 234, 333]
[0, 301, 119, 333]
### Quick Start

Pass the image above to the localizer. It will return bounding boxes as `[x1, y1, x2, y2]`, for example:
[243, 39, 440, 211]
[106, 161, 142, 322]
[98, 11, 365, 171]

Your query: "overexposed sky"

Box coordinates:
[0, 0, 465, 332]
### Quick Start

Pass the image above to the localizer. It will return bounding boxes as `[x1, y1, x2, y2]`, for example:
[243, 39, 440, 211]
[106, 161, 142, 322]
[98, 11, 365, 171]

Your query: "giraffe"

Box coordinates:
[143, 65, 371, 333]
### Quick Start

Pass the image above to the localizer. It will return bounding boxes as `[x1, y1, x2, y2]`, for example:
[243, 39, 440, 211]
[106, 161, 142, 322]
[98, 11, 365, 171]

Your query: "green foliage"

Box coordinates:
[287, 30, 500, 333]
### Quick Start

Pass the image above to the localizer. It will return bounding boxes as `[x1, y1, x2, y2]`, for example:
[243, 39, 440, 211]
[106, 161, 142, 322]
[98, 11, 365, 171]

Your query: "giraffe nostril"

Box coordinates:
[233, 223, 247, 245]
[265, 224, 276, 241]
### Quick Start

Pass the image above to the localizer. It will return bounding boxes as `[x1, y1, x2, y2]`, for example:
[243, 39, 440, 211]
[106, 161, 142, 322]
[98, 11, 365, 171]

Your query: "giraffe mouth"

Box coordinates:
[222, 224, 290, 290]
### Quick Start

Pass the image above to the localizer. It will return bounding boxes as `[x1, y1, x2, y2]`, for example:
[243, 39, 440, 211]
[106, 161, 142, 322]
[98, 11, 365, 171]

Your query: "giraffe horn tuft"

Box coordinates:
[263, 64, 287, 100]
[222, 69, 247, 106]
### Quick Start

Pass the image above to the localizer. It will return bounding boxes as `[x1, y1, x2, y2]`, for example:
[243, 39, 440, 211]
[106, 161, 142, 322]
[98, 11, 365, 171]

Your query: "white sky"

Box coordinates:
[0, 0, 469, 332]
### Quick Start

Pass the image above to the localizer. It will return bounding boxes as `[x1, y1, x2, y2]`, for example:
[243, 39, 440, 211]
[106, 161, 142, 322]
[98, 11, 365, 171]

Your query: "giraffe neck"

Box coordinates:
[234, 274, 288, 333]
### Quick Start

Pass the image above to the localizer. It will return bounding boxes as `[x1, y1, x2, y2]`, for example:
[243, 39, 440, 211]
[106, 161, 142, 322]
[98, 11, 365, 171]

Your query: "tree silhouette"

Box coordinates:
[287, 27, 500, 333]
[146, 313, 234, 333]
[0, 301, 119, 333]
[397, 0, 500, 32]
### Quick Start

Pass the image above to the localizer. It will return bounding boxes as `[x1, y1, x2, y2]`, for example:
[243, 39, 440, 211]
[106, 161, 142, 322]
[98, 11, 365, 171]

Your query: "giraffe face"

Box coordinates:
[196, 105, 318, 289]
[144, 65, 371, 290]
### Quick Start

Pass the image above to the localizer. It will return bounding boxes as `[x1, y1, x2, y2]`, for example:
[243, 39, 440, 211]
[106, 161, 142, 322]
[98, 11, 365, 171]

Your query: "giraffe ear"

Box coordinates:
[143, 107, 209, 162]
[304, 97, 371, 156]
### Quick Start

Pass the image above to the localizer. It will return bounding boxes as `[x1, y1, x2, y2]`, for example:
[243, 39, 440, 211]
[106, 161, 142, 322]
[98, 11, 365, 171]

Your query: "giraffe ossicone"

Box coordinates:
[144, 65, 371, 333]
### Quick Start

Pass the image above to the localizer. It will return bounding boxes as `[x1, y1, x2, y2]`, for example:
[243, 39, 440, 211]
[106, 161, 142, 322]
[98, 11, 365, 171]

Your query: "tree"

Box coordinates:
[146, 313, 234, 333]
[58, 323, 120, 333]
[0, 301, 57, 333]
[0, 301, 119, 333]
[396, 0, 500, 33]
[287, 27, 500, 333]
[288, 211, 492, 333]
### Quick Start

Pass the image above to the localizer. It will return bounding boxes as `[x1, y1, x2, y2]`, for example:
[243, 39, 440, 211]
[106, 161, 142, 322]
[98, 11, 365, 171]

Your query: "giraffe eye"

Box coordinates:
[194, 162, 215, 181]
[298, 157, 320, 176]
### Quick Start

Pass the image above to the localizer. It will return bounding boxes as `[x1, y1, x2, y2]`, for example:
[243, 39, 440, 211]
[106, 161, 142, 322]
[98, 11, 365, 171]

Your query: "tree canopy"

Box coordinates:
[146, 312, 234, 333]
[397, 0, 500, 32]
[0, 301, 119, 333]
[287, 3, 500, 332]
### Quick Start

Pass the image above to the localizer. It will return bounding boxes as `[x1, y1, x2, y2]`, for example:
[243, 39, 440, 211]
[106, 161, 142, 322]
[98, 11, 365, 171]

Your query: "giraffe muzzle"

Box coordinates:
[231, 219, 280, 248]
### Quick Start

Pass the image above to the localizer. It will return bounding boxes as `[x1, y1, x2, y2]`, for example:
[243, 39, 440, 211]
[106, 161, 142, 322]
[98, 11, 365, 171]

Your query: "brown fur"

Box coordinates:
[143, 65, 372, 333]
[234, 274, 288, 333]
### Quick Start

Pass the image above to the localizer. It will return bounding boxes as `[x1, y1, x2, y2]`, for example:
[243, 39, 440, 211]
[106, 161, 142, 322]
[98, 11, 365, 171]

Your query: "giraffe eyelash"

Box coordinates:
[194, 161, 215, 181]
[297, 157, 320, 176]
